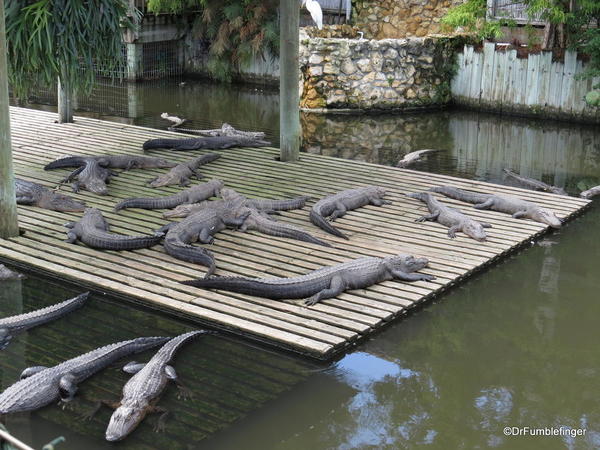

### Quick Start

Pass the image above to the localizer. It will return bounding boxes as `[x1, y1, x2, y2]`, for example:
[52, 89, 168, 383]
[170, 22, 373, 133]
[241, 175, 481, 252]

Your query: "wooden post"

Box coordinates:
[0, 0, 19, 239]
[58, 64, 73, 123]
[279, 0, 301, 162]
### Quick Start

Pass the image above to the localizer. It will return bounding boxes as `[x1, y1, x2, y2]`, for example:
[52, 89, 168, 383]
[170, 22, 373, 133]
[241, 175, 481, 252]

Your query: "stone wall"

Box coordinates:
[299, 35, 455, 111]
[352, 0, 464, 39]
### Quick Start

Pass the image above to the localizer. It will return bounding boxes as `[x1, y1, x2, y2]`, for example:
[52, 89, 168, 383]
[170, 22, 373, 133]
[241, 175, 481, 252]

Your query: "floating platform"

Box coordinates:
[1, 107, 591, 359]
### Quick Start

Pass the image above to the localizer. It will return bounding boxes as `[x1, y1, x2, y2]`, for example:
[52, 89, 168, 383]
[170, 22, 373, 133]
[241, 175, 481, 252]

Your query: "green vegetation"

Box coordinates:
[4, 0, 137, 99]
[147, 0, 279, 82]
[440, 0, 512, 40]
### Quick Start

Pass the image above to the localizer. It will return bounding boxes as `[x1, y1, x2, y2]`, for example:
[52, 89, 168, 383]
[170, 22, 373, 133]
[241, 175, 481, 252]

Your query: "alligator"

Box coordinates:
[142, 135, 271, 151]
[115, 179, 224, 212]
[149, 154, 221, 188]
[310, 186, 390, 239]
[15, 178, 86, 212]
[0, 293, 89, 350]
[159, 201, 251, 276]
[0, 336, 168, 415]
[65, 208, 164, 250]
[61, 158, 116, 195]
[182, 254, 435, 306]
[45, 155, 176, 171]
[503, 169, 567, 196]
[580, 185, 600, 199]
[397, 149, 442, 168]
[0, 265, 24, 281]
[406, 192, 492, 242]
[105, 330, 215, 441]
[430, 185, 562, 228]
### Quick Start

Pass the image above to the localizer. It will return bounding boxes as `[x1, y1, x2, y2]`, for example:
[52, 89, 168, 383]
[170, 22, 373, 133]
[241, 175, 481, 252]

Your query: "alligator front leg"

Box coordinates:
[447, 225, 459, 238]
[416, 211, 440, 223]
[304, 275, 346, 306]
[481, 222, 493, 228]
[198, 228, 215, 244]
[65, 231, 78, 244]
[512, 210, 527, 219]
[58, 373, 78, 402]
[391, 269, 436, 282]
[0, 328, 12, 350]
[15, 194, 35, 205]
[123, 361, 146, 374]
[153, 407, 170, 433]
[370, 197, 392, 206]
[473, 198, 494, 209]
[81, 399, 120, 421]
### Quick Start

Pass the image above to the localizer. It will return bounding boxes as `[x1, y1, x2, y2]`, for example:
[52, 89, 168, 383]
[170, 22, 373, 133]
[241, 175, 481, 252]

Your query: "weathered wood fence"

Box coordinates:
[451, 43, 600, 123]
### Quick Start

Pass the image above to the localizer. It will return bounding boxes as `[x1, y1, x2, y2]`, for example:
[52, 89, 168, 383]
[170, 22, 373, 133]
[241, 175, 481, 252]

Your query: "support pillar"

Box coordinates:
[127, 43, 142, 81]
[58, 64, 73, 123]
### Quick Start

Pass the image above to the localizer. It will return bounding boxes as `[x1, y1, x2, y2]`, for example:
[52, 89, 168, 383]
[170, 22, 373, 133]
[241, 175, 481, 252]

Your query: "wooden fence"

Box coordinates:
[451, 43, 600, 123]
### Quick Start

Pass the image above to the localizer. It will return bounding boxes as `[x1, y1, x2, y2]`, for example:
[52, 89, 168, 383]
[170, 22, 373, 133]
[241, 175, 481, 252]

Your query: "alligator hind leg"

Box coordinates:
[0, 329, 12, 350]
[304, 275, 346, 306]
[198, 229, 214, 244]
[329, 203, 347, 221]
[416, 212, 440, 223]
[58, 373, 78, 402]
[473, 199, 494, 209]
[20, 366, 48, 379]
[123, 361, 146, 374]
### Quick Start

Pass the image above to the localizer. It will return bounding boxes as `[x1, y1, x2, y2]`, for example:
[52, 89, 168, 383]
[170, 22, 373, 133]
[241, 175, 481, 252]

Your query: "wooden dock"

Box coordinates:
[1, 106, 591, 359]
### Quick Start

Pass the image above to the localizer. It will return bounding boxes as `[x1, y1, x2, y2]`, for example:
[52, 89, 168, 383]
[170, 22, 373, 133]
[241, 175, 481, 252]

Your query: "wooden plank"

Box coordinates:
[480, 42, 496, 108]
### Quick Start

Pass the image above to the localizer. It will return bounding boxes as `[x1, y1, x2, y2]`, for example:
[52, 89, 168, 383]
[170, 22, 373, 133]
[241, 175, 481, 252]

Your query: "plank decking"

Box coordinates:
[0, 106, 591, 359]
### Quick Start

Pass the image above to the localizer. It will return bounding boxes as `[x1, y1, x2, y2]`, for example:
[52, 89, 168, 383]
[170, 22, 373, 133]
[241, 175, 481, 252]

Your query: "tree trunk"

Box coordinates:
[542, 22, 554, 50]
[0, 0, 20, 239]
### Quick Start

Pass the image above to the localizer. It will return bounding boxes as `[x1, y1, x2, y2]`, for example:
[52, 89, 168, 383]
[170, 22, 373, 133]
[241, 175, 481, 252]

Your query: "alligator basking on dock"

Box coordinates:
[61, 159, 116, 195]
[182, 254, 435, 306]
[105, 330, 215, 441]
[65, 208, 164, 250]
[503, 169, 567, 196]
[15, 178, 86, 212]
[430, 185, 562, 228]
[149, 154, 221, 187]
[0, 293, 89, 350]
[45, 155, 176, 171]
[159, 200, 250, 276]
[407, 192, 492, 242]
[0, 336, 168, 415]
[397, 149, 442, 168]
[142, 135, 271, 151]
[115, 179, 224, 212]
[310, 186, 390, 239]
[580, 185, 600, 199]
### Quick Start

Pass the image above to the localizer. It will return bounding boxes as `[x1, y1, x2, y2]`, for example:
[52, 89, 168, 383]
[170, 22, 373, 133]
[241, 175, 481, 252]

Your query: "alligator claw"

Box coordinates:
[176, 383, 193, 401]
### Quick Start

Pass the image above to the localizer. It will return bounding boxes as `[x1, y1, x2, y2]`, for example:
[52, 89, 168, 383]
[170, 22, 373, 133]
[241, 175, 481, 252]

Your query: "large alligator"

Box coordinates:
[105, 330, 215, 441]
[0, 293, 89, 350]
[503, 169, 567, 196]
[397, 149, 442, 168]
[580, 185, 600, 199]
[62, 158, 115, 195]
[182, 254, 435, 306]
[15, 178, 86, 212]
[407, 192, 491, 242]
[149, 154, 221, 188]
[115, 179, 224, 212]
[310, 186, 390, 239]
[160, 201, 250, 276]
[430, 185, 562, 228]
[142, 135, 271, 151]
[45, 155, 176, 171]
[65, 208, 164, 250]
[0, 336, 168, 415]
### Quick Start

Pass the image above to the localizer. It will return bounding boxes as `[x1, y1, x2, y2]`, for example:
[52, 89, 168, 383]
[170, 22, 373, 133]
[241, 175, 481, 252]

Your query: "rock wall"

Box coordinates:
[352, 0, 464, 39]
[299, 35, 456, 111]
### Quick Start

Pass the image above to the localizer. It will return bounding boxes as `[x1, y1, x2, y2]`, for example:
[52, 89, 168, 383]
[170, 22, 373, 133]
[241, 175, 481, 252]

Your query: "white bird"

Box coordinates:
[302, 0, 323, 30]
[160, 112, 186, 128]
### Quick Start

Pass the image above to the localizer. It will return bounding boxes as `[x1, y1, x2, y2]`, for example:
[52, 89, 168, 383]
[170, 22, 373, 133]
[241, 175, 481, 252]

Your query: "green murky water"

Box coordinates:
[4, 78, 600, 449]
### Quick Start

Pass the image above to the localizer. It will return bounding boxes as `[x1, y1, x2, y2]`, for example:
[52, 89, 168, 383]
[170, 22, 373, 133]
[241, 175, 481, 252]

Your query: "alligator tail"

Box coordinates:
[251, 195, 311, 211]
[143, 139, 179, 150]
[115, 193, 185, 212]
[181, 276, 294, 299]
[253, 218, 332, 247]
[309, 209, 348, 239]
[44, 156, 88, 170]
[81, 230, 163, 250]
[164, 238, 216, 277]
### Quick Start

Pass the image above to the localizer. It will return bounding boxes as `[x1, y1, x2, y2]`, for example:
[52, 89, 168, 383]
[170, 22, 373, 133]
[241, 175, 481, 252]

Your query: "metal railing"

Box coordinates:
[486, 0, 545, 25]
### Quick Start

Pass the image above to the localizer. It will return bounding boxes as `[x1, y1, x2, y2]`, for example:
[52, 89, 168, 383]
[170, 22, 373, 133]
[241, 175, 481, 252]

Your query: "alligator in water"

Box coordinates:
[580, 185, 600, 199]
[105, 330, 215, 441]
[142, 136, 271, 151]
[310, 186, 390, 239]
[61, 158, 116, 195]
[159, 200, 250, 276]
[0, 336, 168, 415]
[182, 254, 434, 306]
[396, 149, 442, 168]
[430, 185, 562, 228]
[503, 169, 567, 196]
[45, 155, 176, 171]
[149, 154, 221, 187]
[15, 178, 86, 212]
[65, 208, 164, 250]
[0, 293, 89, 350]
[115, 179, 224, 212]
[406, 192, 491, 242]
[0, 265, 24, 281]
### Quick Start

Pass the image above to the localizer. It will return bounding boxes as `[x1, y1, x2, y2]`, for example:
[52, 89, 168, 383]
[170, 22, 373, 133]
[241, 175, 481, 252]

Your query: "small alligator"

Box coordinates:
[182, 254, 435, 306]
[45, 155, 176, 171]
[15, 178, 86, 212]
[149, 154, 221, 188]
[66, 208, 164, 250]
[0, 293, 89, 350]
[0, 336, 168, 415]
[62, 159, 116, 195]
[310, 186, 390, 239]
[0, 265, 24, 281]
[160, 201, 250, 276]
[503, 169, 567, 196]
[115, 179, 224, 212]
[142, 136, 271, 151]
[397, 149, 442, 168]
[105, 330, 215, 441]
[430, 185, 562, 228]
[406, 192, 491, 242]
[580, 185, 600, 199]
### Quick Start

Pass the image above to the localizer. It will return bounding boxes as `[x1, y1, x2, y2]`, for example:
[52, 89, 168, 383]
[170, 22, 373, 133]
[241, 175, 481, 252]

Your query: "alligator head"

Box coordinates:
[38, 191, 86, 212]
[105, 401, 150, 441]
[386, 254, 429, 272]
[462, 220, 487, 242]
[534, 208, 562, 229]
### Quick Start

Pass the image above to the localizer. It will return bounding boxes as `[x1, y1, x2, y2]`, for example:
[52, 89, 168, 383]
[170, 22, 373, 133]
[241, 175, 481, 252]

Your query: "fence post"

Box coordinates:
[57, 63, 74, 123]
